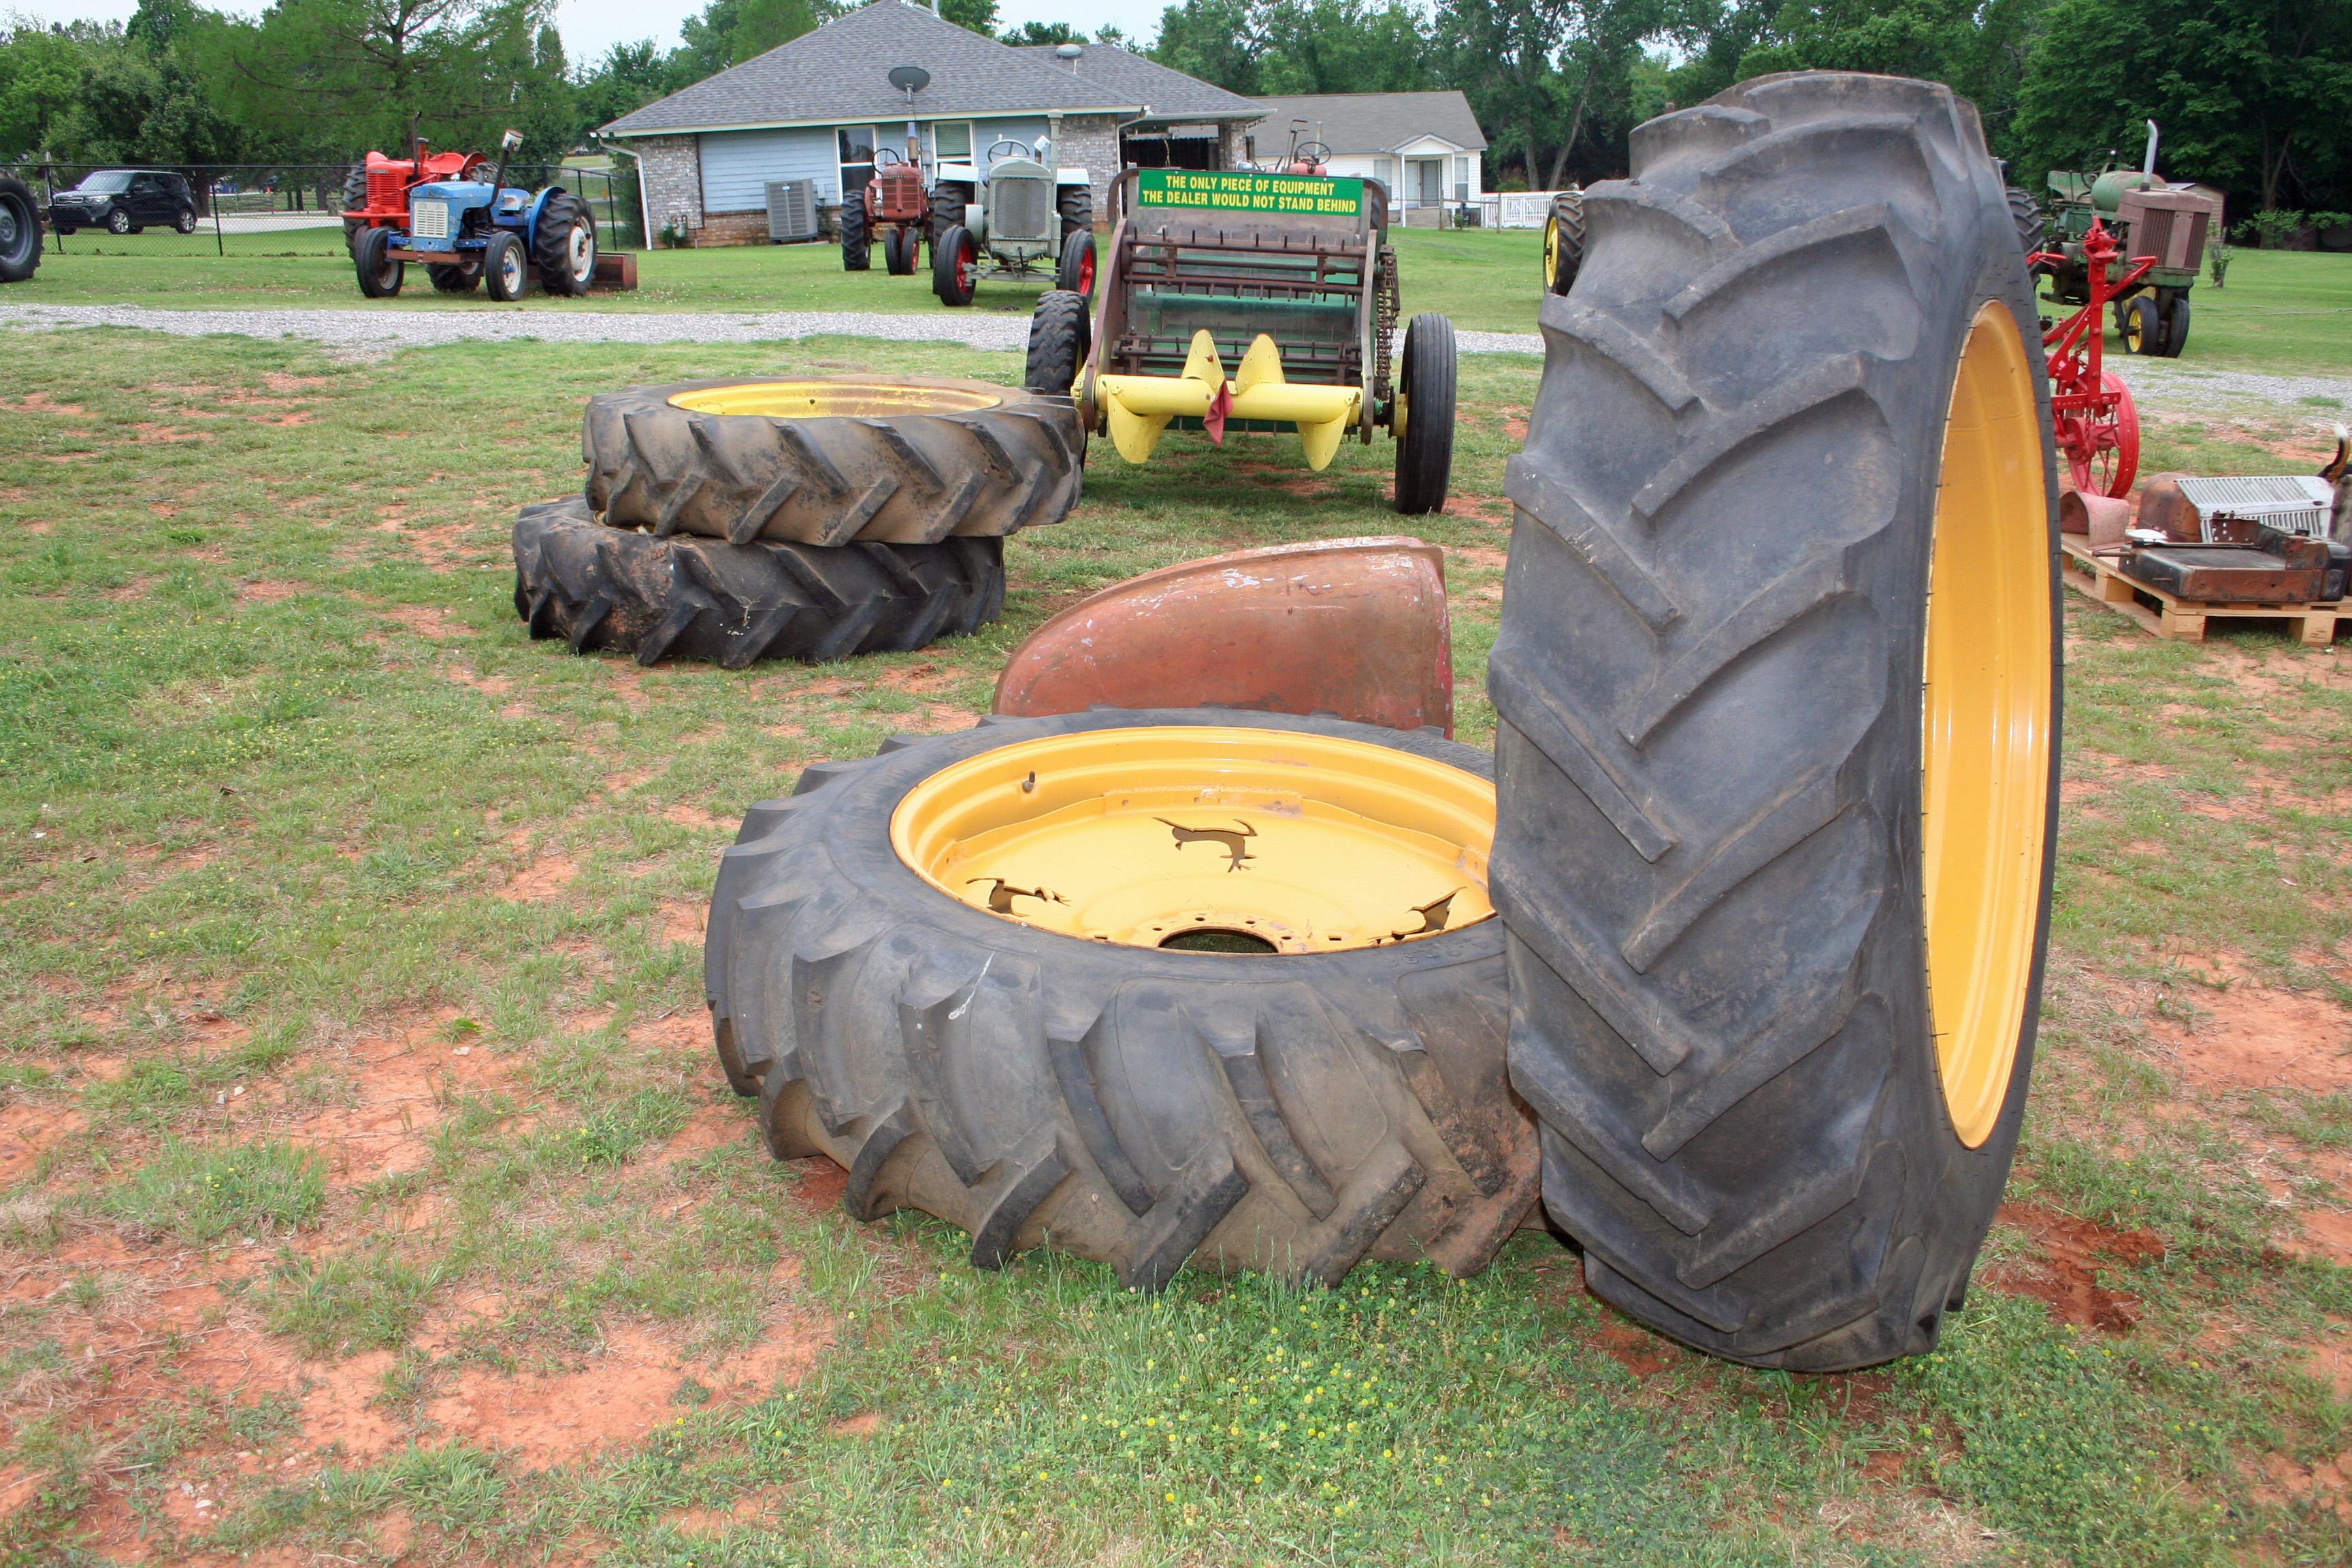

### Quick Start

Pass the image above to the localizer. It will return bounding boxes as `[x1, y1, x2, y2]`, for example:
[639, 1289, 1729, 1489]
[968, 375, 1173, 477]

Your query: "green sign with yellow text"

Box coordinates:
[1136, 169, 1367, 217]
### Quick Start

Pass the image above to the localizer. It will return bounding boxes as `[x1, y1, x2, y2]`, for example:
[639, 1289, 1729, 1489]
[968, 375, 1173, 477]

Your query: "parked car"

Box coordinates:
[48, 170, 198, 235]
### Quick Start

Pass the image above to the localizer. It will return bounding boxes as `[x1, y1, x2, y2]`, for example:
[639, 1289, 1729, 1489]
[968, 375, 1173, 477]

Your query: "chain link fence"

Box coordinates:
[4, 161, 642, 259]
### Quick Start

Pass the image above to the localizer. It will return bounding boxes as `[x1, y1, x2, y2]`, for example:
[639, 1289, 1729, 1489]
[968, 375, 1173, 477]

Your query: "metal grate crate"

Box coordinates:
[2177, 475, 2336, 539]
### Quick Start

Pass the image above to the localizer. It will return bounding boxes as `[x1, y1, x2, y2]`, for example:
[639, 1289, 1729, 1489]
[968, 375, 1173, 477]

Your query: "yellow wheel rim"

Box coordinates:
[1922, 301, 2053, 1147]
[889, 727, 1496, 953]
[2120, 305, 2141, 351]
[1542, 216, 1560, 288]
[667, 380, 1003, 417]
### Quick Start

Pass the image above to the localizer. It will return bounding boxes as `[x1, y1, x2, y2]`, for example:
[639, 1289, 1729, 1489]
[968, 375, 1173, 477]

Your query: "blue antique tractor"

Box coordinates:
[345, 131, 598, 301]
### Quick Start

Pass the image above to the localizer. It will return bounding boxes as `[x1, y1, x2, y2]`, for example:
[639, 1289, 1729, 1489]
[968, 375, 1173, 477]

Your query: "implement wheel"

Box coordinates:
[513, 495, 1002, 666]
[1493, 71, 2059, 1371]
[583, 377, 1082, 545]
[705, 708, 1536, 1288]
[1392, 313, 1456, 515]
[1024, 290, 1090, 397]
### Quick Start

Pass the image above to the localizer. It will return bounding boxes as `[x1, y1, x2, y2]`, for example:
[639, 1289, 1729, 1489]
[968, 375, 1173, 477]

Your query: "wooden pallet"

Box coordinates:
[2059, 535, 2342, 646]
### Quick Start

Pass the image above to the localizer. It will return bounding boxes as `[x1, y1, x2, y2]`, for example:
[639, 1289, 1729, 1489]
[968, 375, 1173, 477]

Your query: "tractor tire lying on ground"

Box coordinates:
[512, 494, 1003, 667]
[1491, 71, 2059, 1371]
[583, 376, 1082, 545]
[705, 708, 1539, 1288]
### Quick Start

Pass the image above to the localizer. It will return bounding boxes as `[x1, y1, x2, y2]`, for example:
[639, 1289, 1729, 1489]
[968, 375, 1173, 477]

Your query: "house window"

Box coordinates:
[1454, 156, 1471, 197]
[932, 120, 972, 161]
[838, 124, 877, 200]
[1373, 157, 1394, 191]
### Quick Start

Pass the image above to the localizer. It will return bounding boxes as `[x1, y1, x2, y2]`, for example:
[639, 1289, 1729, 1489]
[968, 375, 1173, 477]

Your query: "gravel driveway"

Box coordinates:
[5, 302, 2346, 421]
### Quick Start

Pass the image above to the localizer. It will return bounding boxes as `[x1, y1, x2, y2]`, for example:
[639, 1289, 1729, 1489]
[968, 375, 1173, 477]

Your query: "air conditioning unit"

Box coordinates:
[766, 179, 818, 243]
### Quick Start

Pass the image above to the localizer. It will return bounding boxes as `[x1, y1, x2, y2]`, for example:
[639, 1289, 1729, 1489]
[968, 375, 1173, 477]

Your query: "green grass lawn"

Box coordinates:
[2, 330, 2350, 1566]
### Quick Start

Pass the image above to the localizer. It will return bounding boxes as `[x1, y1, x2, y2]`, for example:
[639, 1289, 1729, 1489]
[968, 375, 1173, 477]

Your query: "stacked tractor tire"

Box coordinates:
[695, 72, 2061, 1373]
[512, 376, 1083, 666]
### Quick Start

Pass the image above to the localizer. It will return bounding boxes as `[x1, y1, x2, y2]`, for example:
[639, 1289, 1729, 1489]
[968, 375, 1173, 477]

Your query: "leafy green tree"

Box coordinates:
[1150, 0, 1431, 94]
[0, 24, 97, 160]
[1437, 0, 1667, 189]
[1149, 0, 1262, 90]
[1002, 20, 1084, 46]
[938, 0, 1000, 36]
[2012, 0, 2352, 212]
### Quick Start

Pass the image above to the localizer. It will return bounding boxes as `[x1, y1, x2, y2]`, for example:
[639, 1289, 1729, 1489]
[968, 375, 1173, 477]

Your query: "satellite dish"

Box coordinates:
[888, 65, 931, 93]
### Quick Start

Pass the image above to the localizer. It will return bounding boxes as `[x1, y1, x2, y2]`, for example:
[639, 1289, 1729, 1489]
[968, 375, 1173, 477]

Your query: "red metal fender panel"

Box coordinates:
[992, 537, 1455, 736]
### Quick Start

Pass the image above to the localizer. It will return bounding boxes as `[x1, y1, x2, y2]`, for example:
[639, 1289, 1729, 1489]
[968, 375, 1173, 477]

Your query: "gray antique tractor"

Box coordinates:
[930, 138, 1094, 306]
[344, 130, 598, 301]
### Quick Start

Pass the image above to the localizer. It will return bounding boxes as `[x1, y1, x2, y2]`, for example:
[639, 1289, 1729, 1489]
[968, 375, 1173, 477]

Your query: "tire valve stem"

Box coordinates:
[1020, 770, 1036, 794]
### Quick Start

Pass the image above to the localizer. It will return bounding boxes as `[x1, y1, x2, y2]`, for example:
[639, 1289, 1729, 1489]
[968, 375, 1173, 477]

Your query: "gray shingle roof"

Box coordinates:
[1247, 92, 1488, 155]
[1009, 43, 1262, 121]
[602, 2, 1196, 137]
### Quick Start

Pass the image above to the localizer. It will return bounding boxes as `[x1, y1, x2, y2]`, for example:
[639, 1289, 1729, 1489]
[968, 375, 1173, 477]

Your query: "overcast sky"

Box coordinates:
[5, 1, 1175, 63]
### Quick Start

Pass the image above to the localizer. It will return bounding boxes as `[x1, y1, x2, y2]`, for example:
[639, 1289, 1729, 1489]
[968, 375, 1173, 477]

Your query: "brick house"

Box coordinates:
[599, 1, 1264, 246]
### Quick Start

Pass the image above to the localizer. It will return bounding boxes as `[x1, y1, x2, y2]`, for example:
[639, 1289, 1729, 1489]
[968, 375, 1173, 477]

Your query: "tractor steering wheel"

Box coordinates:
[985, 139, 1034, 162]
[874, 148, 908, 168]
[1290, 141, 1331, 169]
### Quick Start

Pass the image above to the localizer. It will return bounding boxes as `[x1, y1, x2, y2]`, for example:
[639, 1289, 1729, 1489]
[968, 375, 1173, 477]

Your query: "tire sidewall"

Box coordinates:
[1886, 151, 2061, 1309]
[772, 709, 1505, 990]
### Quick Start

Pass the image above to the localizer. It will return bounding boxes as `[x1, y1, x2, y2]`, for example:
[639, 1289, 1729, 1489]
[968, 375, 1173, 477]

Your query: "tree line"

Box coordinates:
[3, 0, 2347, 221]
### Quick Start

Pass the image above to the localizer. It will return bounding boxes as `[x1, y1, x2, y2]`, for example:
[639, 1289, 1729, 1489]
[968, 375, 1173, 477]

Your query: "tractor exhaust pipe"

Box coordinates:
[2142, 120, 2160, 180]
[489, 128, 523, 202]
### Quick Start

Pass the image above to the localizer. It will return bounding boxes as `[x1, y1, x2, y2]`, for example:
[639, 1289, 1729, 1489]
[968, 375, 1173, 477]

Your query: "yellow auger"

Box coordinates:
[1094, 331, 1363, 471]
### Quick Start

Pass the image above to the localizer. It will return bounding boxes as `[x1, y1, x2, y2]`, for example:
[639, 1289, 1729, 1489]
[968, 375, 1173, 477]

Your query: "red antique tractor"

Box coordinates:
[2031, 217, 2150, 498]
[340, 140, 484, 255]
[844, 149, 932, 275]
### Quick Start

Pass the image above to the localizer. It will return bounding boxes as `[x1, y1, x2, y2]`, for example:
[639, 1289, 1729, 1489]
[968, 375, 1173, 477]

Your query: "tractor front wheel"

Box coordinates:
[2122, 295, 2163, 355]
[1393, 314, 1456, 515]
[353, 226, 404, 299]
[934, 225, 978, 306]
[884, 226, 917, 276]
[1543, 190, 1583, 295]
[483, 231, 527, 302]
[1055, 229, 1095, 295]
[429, 259, 483, 294]
[2161, 293, 2191, 357]
[842, 201, 871, 271]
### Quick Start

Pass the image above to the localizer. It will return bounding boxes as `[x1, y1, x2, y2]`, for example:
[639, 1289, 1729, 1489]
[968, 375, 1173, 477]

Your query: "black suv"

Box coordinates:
[48, 170, 198, 235]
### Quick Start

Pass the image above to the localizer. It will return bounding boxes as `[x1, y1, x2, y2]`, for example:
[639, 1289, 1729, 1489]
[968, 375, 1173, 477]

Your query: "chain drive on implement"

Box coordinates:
[1373, 243, 1399, 410]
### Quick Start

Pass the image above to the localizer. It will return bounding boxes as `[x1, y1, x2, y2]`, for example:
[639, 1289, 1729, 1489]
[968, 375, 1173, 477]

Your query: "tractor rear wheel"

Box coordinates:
[513, 495, 1004, 667]
[704, 708, 1536, 1288]
[933, 225, 978, 306]
[428, 259, 482, 293]
[1543, 190, 1584, 295]
[842, 201, 871, 270]
[1058, 185, 1092, 241]
[582, 376, 1083, 545]
[2004, 185, 2044, 261]
[534, 191, 597, 295]
[353, 226, 403, 298]
[1493, 72, 2058, 1371]
[340, 164, 367, 254]
[930, 182, 973, 246]
[0, 176, 40, 284]
[1392, 314, 1456, 515]
[1024, 290, 1090, 397]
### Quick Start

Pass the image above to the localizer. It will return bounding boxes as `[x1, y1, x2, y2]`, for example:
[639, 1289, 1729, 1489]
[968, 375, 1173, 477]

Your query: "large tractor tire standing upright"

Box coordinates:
[0, 175, 41, 284]
[1491, 72, 2059, 1371]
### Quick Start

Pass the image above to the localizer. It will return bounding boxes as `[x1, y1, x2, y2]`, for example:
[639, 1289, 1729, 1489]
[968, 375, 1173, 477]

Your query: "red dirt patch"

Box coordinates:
[502, 855, 578, 902]
[792, 1160, 849, 1213]
[427, 1322, 823, 1469]
[664, 804, 727, 830]
[1989, 1203, 2166, 1333]
[2151, 981, 2352, 1095]
[382, 604, 465, 640]
[659, 900, 706, 945]
[1588, 1311, 1671, 1377]
[235, 580, 302, 604]
[0, 1099, 84, 1186]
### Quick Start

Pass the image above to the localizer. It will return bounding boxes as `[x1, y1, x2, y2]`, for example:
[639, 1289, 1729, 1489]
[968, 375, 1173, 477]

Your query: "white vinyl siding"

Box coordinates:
[698, 126, 838, 210]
